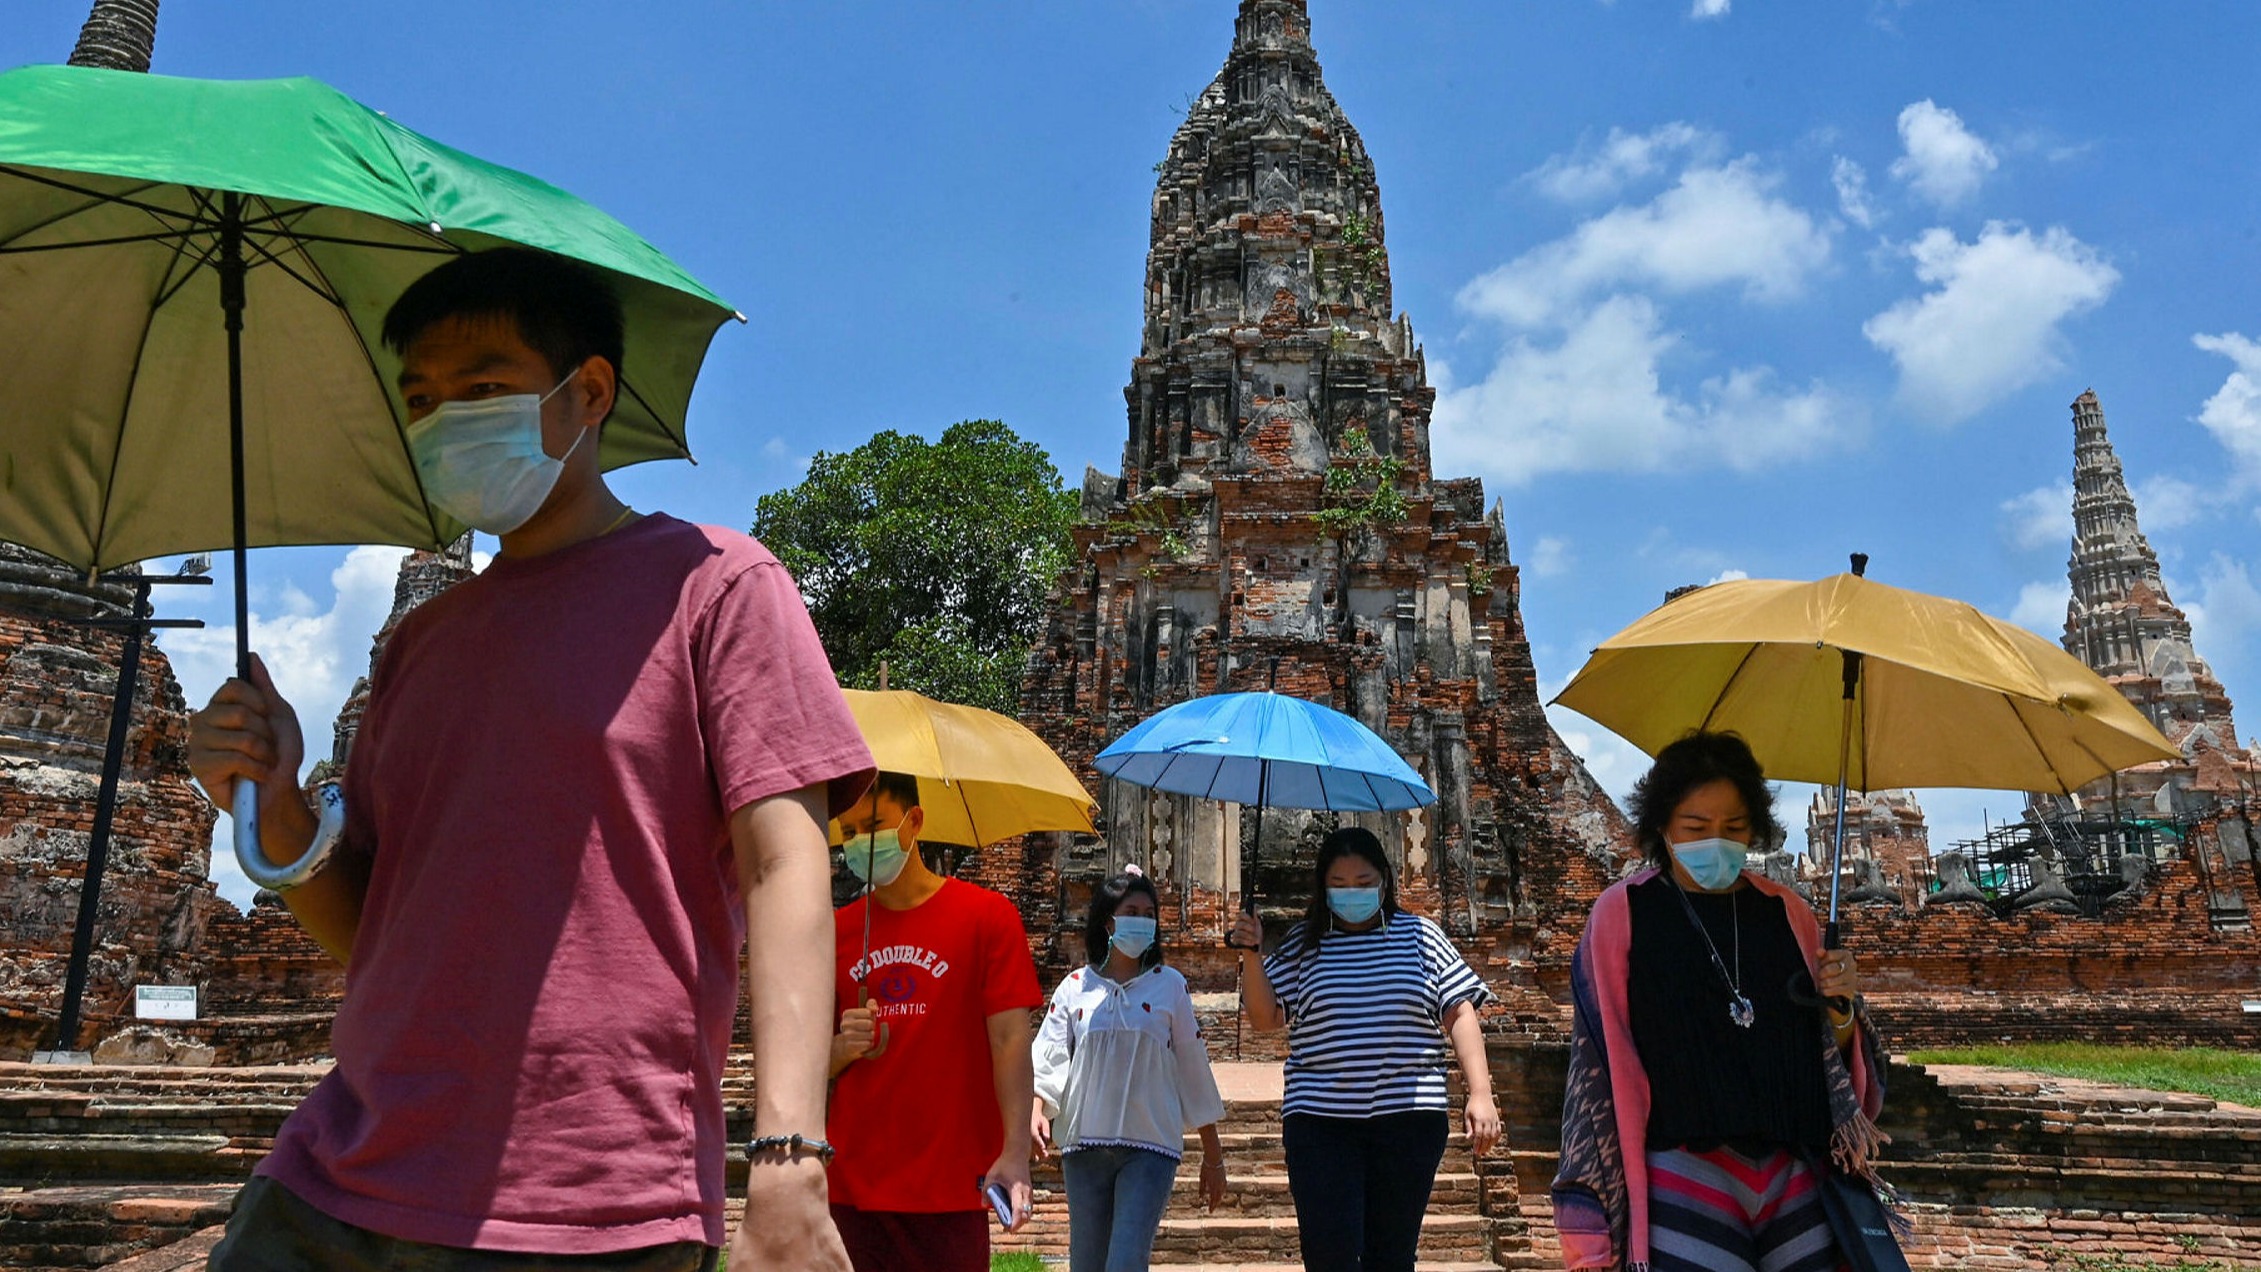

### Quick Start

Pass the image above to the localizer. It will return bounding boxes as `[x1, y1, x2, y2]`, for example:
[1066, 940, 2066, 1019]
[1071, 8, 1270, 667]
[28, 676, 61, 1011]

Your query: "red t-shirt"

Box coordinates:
[828, 879, 1042, 1213]
[258, 515, 874, 1253]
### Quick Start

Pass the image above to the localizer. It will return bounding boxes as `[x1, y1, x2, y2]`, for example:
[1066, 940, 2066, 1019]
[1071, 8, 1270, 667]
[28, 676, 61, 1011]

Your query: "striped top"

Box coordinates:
[1262, 912, 1495, 1118]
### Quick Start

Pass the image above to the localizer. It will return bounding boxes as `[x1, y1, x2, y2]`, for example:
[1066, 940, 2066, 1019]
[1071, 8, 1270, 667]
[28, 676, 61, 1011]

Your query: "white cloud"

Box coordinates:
[1435, 294, 1852, 484]
[1889, 100, 1999, 207]
[2129, 474, 2209, 531]
[1831, 156, 1875, 230]
[1690, 0, 1731, 20]
[1529, 535, 1574, 578]
[2000, 482, 2072, 551]
[2185, 554, 2261, 687]
[1528, 123, 1723, 203]
[2008, 579, 2069, 638]
[1463, 158, 1834, 328]
[1706, 568, 1750, 585]
[1863, 223, 2118, 424]
[2192, 332, 2261, 484]
[1546, 705, 1653, 805]
[158, 545, 410, 909]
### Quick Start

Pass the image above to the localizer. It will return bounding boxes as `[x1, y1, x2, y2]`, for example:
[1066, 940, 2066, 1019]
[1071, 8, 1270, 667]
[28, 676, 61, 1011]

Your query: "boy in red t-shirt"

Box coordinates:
[827, 771, 1043, 1272]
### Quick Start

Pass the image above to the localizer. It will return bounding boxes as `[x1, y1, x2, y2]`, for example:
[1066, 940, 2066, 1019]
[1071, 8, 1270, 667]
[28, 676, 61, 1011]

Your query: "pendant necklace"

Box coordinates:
[1670, 877, 1754, 1028]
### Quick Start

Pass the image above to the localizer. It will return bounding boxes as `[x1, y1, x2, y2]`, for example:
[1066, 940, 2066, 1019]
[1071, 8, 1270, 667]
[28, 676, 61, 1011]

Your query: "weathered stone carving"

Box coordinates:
[2014, 854, 2082, 914]
[1841, 857, 1903, 908]
[1753, 849, 1809, 900]
[1927, 851, 1989, 906]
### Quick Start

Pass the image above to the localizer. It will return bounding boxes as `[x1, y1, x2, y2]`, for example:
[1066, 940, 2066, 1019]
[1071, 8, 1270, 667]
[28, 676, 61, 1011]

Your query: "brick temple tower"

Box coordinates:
[2060, 389, 2253, 814]
[0, 544, 223, 1054]
[1013, 0, 1628, 997]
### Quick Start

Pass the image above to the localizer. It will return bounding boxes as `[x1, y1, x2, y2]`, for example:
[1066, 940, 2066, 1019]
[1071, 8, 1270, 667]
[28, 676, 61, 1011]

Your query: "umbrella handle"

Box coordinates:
[231, 776, 262, 878]
[859, 984, 891, 1058]
[1820, 919, 1853, 1018]
[233, 778, 348, 892]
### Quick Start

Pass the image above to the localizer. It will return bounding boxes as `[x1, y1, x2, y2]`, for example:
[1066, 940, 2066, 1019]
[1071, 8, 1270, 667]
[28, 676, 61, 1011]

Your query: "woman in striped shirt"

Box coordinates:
[1232, 827, 1500, 1272]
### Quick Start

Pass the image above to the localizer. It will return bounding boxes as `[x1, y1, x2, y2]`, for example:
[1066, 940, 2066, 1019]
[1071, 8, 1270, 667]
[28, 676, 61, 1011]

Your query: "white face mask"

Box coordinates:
[407, 371, 586, 536]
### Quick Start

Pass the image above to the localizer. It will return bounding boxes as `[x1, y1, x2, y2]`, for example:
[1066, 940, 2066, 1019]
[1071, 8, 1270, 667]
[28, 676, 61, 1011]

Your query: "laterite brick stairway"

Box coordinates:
[0, 1059, 1523, 1271]
[995, 1062, 1521, 1272]
[8, 1057, 2261, 1268]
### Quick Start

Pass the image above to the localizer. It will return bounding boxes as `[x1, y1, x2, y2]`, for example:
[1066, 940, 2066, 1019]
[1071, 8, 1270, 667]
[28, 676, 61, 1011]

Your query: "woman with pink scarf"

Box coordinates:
[1551, 732, 1890, 1272]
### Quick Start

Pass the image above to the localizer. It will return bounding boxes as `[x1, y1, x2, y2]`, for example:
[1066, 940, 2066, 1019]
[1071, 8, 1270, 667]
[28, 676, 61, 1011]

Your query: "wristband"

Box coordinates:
[748, 1132, 836, 1162]
[237, 781, 344, 893]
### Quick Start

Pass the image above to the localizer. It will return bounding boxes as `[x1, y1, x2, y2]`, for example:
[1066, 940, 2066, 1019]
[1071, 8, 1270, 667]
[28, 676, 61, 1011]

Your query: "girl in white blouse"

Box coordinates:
[1032, 868, 1228, 1272]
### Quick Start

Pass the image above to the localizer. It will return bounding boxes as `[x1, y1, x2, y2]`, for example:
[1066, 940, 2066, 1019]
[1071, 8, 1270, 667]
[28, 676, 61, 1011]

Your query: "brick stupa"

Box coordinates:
[1009, 0, 1629, 1012]
[2059, 389, 2256, 813]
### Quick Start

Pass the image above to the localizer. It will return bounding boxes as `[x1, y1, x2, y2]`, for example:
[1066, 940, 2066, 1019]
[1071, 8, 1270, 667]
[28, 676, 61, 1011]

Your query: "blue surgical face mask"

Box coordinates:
[1109, 915, 1157, 958]
[1669, 836, 1749, 891]
[845, 827, 909, 888]
[1327, 886, 1383, 925]
[406, 371, 585, 535]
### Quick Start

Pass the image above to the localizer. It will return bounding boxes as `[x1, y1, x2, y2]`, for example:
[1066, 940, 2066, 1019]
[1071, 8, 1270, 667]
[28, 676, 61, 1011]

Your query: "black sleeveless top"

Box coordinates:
[1626, 874, 1834, 1154]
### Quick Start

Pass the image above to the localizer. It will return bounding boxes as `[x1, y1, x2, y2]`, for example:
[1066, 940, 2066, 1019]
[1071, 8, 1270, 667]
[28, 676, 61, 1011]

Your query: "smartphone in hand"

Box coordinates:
[981, 1179, 1014, 1227]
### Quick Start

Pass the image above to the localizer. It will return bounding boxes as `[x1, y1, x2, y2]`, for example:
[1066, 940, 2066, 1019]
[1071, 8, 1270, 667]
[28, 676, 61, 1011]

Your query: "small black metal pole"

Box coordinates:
[221, 192, 250, 684]
[48, 572, 208, 1058]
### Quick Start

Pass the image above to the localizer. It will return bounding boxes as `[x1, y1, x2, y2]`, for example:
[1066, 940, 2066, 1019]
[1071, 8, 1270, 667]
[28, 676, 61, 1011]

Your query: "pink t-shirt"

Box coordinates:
[258, 515, 874, 1253]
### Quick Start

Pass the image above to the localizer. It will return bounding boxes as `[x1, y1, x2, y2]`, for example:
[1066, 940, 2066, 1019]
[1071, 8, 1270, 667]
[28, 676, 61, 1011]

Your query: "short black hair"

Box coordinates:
[1296, 826, 1398, 950]
[382, 247, 625, 387]
[870, 771, 922, 812]
[1626, 731, 1780, 870]
[1083, 870, 1164, 971]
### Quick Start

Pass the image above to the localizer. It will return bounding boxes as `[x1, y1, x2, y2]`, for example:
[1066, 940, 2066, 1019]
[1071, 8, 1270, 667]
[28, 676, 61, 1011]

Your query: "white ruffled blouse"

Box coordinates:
[1031, 962, 1227, 1159]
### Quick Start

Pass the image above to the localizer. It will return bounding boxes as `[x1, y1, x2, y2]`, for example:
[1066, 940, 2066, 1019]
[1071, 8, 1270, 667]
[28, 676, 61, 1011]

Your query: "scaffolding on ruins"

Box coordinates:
[1945, 807, 2190, 918]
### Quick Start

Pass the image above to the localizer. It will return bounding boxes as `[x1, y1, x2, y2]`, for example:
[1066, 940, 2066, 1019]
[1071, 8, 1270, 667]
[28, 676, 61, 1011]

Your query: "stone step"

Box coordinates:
[1167, 1264, 1503, 1272]
[1142, 1171, 1484, 1218]
[1152, 1213, 1494, 1263]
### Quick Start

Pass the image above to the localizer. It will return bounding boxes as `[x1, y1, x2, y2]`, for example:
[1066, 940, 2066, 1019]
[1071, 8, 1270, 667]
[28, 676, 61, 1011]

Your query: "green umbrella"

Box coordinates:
[0, 64, 736, 883]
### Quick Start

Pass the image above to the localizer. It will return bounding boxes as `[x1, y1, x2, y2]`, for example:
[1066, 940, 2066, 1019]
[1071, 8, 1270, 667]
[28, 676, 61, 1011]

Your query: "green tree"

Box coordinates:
[752, 420, 1077, 714]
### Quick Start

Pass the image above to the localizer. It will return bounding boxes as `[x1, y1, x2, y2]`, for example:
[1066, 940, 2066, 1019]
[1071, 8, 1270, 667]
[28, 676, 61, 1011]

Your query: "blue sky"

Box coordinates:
[8, 2, 2257, 908]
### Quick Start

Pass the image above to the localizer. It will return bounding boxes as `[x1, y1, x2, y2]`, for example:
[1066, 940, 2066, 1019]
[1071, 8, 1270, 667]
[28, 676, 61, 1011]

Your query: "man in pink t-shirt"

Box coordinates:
[188, 248, 873, 1271]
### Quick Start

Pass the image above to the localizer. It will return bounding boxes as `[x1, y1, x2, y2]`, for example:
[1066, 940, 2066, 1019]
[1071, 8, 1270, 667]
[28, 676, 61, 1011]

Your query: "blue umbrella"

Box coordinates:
[1097, 691, 1435, 811]
[1096, 690, 1435, 927]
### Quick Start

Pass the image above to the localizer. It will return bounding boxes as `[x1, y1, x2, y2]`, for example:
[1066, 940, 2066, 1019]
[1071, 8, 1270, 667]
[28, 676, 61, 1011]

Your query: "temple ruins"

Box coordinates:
[1002, 0, 1629, 1013]
[3, 6, 2260, 1268]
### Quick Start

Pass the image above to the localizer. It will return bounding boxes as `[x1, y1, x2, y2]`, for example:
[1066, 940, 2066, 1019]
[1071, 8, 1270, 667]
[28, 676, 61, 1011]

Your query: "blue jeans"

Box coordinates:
[1061, 1144, 1179, 1272]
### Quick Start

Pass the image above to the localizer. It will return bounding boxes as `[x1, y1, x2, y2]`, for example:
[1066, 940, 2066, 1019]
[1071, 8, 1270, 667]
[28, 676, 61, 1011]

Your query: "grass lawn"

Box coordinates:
[1905, 1042, 2261, 1108]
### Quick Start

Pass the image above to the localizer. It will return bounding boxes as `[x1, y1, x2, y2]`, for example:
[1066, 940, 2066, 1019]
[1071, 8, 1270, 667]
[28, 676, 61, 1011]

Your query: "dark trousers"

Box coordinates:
[207, 1176, 715, 1271]
[1280, 1110, 1450, 1272]
[828, 1205, 988, 1272]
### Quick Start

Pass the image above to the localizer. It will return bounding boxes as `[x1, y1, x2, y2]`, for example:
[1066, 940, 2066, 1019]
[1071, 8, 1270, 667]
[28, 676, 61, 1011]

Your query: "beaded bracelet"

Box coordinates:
[747, 1132, 836, 1162]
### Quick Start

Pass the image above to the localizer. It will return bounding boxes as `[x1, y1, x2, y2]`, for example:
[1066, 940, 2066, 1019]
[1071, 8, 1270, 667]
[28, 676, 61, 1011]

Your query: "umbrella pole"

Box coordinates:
[1234, 765, 1267, 1063]
[1819, 647, 1863, 1021]
[1825, 648, 1862, 946]
[218, 192, 264, 867]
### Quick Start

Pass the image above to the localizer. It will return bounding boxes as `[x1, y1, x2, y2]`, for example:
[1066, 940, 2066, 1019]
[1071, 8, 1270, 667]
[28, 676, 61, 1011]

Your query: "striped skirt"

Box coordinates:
[1646, 1145, 1845, 1272]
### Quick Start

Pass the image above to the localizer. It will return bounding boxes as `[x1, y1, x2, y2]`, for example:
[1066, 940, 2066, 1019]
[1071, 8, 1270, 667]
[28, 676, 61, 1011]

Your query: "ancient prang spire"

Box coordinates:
[67, 0, 161, 73]
[1013, 0, 1628, 995]
[1124, 0, 1421, 489]
[2063, 389, 2243, 761]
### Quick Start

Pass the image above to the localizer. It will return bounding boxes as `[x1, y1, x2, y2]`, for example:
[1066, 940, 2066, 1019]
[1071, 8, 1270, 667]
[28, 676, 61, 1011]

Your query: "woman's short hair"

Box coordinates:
[1295, 826, 1398, 950]
[1083, 869, 1164, 970]
[1625, 731, 1780, 869]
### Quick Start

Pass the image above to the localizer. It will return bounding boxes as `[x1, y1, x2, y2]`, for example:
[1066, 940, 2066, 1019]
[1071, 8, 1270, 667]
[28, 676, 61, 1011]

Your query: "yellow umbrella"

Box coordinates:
[832, 688, 1094, 1058]
[834, 689, 1097, 847]
[1553, 556, 2178, 938]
